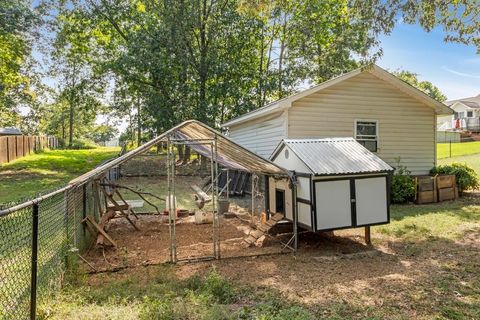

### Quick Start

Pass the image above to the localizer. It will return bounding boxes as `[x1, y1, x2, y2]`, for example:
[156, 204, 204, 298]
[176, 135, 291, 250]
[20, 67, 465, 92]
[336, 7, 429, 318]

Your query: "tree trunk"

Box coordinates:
[67, 63, 77, 148]
[137, 99, 141, 146]
[198, 0, 209, 124]
[68, 98, 74, 147]
[183, 146, 191, 163]
[200, 155, 207, 169]
[62, 116, 66, 140]
[177, 144, 184, 164]
[257, 23, 265, 109]
[278, 13, 287, 98]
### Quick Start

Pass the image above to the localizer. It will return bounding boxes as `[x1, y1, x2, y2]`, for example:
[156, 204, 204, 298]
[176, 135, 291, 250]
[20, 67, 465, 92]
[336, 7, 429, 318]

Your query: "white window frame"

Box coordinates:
[467, 110, 474, 118]
[354, 119, 379, 152]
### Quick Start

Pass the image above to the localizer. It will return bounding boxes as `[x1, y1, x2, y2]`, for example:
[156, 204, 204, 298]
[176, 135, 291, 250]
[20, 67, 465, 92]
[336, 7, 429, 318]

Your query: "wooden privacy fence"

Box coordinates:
[0, 135, 58, 164]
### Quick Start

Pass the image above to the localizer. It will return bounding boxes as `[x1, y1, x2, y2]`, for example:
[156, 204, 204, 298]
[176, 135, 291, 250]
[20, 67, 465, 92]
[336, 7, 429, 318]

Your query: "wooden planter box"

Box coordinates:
[436, 174, 458, 202]
[415, 176, 437, 204]
[415, 175, 459, 204]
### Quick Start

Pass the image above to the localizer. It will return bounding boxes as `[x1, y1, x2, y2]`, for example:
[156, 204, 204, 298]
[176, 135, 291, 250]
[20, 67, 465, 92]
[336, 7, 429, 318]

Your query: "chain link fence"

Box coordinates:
[0, 166, 119, 320]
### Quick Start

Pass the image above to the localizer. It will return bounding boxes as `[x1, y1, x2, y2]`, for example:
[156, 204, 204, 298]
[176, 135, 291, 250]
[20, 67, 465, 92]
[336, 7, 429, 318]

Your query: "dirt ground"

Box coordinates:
[83, 212, 298, 271]
[81, 227, 480, 319]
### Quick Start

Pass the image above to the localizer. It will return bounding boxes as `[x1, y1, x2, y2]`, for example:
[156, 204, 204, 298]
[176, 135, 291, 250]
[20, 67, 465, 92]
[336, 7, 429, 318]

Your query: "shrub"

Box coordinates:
[202, 269, 235, 304]
[430, 163, 478, 194]
[67, 138, 97, 150]
[391, 164, 416, 203]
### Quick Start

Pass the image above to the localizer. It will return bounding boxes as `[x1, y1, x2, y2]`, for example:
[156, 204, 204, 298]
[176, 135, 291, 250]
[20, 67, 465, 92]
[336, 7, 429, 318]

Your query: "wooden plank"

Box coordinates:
[7, 136, 16, 162]
[191, 185, 212, 202]
[250, 229, 263, 239]
[107, 203, 130, 211]
[265, 220, 277, 228]
[365, 226, 371, 245]
[85, 215, 117, 247]
[0, 137, 7, 164]
[437, 175, 455, 189]
[244, 235, 256, 245]
[257, 224, 269, 233]
[270, 213, 284, 221]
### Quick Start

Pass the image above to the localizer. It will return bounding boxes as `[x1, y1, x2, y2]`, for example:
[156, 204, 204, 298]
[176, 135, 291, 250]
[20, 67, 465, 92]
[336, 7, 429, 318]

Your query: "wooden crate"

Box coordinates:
[436, 175, 458, 202]
[437, 175, 455, 189]
[438, 187, 457, 202]
[417, 176, 435, 191]
[417, 191, 437, 204]
[415, 176, 437, 204]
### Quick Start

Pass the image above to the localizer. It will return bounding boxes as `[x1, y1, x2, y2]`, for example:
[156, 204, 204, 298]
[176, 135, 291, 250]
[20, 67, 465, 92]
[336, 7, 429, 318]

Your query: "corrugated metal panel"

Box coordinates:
[70, 120, 288, 186]
[172, 121, 287, 175]
[283, 138, 393, 175]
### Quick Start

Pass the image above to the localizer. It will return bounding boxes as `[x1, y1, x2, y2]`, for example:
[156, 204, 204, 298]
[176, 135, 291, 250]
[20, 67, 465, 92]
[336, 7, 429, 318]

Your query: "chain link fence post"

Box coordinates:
[30, 203, 39, 320]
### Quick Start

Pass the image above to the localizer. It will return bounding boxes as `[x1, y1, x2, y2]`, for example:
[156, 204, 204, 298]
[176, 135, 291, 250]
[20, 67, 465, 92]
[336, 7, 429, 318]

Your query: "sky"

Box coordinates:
[377, 23, 480, 101]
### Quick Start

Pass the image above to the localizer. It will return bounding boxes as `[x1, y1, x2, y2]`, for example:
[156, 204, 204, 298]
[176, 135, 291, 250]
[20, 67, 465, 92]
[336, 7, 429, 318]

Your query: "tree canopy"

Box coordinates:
[393, 70, 447, 102]
[1, 0, 479, 145]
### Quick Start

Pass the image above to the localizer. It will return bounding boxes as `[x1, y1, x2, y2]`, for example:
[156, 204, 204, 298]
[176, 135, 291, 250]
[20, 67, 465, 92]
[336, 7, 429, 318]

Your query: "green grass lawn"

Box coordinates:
[437, 141, 480, 159]
[0, 148, 120, 204]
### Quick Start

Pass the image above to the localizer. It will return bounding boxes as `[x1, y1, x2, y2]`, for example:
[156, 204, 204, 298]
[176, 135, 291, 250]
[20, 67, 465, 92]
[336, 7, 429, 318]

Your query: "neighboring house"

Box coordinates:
[0, 127, 22, 136]
[222, 65, 453, 175]
[437, 94, 480, 132]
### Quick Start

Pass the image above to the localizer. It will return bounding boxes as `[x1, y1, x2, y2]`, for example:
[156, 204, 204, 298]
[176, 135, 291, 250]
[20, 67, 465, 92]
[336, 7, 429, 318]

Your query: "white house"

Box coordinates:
[437, 94, 480, 132]
[222, 65, 453, 175]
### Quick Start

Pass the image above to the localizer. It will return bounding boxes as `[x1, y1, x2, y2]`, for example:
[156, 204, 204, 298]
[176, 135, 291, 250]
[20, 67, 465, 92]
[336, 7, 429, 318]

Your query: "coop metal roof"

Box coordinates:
[272, 138, 394, 176]
[70, 120, 288, 186]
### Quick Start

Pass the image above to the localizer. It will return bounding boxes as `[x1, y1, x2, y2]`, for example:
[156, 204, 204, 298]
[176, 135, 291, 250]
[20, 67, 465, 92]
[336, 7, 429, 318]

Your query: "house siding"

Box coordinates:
[288, 72, 435, 175]
[228, 111, 287, 159]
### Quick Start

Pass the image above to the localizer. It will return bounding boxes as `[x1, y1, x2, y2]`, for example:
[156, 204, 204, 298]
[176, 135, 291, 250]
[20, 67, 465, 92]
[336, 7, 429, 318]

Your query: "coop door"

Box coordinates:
[354, 177, 388, 226]
[275, 189, 285, 214]
[315, 180, 352, 231]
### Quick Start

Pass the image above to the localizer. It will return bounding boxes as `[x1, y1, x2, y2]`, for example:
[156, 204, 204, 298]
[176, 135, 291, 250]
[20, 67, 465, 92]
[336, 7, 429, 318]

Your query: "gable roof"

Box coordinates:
[222, 65, 453, 127]
[70, 120, 288, 186]
[0, 127, 22, 135]
[447, 95, 480, 109]
[271, 138, 393, 176]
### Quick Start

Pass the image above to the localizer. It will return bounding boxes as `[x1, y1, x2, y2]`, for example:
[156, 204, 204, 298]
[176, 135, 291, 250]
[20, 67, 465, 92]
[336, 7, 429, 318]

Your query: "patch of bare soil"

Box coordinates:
[83, 213, 291, 271]
[81, 206, 480, 318]
[171, 228, 480, 317]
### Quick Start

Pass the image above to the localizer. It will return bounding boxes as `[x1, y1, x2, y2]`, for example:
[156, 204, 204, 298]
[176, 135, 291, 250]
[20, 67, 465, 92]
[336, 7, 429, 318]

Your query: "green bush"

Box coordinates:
[391, 164, 416, 203]
[202, 269, 236, 304]
[67, 138, 97, 150]
[430, 163, 478, 194]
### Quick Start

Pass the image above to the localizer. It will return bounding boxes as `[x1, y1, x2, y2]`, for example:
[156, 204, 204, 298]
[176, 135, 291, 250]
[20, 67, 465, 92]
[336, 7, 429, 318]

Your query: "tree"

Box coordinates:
[89, 124, 118, 144]
[351, 0, 480, 51]
[393, 70, 447, 102]
[37, 0, 478, 142]
[48, 7, 108, 146]
[0, 0, 39, 126]
[63, 0, 388, 132]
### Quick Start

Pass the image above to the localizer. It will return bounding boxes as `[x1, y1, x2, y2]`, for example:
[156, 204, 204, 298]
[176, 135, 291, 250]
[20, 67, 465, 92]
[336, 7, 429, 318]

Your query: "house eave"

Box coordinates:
[222, 64, 453, 128]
